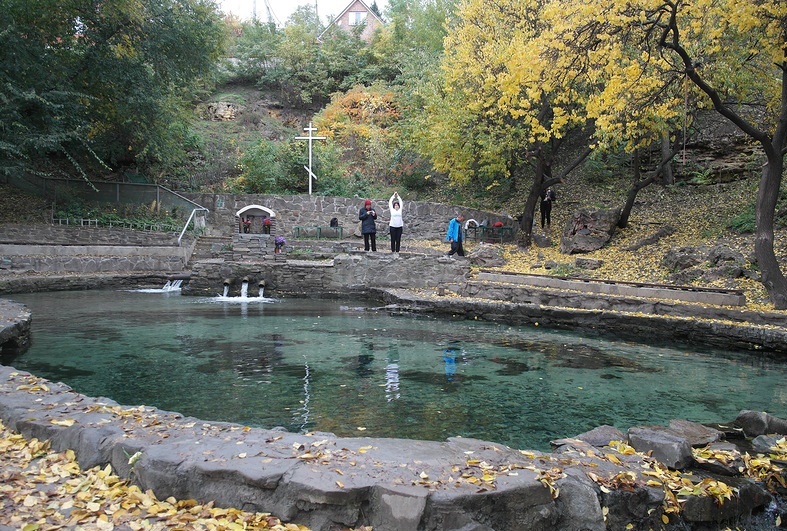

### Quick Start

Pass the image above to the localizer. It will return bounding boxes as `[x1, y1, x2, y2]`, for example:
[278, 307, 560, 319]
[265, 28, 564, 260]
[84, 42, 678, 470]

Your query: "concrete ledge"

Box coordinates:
[375, 288, 787, 354]
[1, 243, 190, 258]
[477, 271, 746, 307]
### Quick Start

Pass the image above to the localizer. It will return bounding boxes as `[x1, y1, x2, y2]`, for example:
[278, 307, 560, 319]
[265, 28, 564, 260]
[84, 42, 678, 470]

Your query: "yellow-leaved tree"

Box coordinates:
[420, 0, 594, 245]
[547, 0, 787, 308]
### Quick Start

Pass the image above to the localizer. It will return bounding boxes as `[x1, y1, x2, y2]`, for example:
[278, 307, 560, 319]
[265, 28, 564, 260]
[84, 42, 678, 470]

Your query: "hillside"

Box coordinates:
[496, 175, 778, 309]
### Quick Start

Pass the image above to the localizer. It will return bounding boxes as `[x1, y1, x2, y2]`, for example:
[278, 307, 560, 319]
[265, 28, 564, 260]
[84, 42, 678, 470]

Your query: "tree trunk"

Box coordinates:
[658, 5, 787, 308]
[619, 145, 678, 228]
[517, 158, 546, 247]
[756, 153, 787, 309]
[661, 135, 674, 185]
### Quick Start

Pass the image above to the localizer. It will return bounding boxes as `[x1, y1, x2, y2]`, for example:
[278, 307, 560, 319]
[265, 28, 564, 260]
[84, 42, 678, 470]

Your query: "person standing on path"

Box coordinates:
[446, 213, 465, 257]
[359, 199, 378, 251]
[388, 192, 404, 253]
[540, 187, 556, 229]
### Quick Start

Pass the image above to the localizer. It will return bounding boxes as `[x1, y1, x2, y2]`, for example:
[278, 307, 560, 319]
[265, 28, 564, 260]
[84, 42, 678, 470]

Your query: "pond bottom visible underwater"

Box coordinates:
[3, 290, 787, 452]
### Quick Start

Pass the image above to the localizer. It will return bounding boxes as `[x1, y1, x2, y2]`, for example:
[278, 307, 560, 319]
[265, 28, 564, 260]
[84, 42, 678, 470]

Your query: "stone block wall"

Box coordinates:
[3, 253, 188, 274]
[184, 253, 469, 297]
[0, 224, 195, 274]
[0, 223, 191, 247]
[185, 193, 516, 240]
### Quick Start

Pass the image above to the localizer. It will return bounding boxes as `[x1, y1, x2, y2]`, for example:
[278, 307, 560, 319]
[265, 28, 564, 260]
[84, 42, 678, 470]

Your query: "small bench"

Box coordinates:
[318, 226, 343, 239]
[293, 226, 344, 239]
[480, 226, 514, 243]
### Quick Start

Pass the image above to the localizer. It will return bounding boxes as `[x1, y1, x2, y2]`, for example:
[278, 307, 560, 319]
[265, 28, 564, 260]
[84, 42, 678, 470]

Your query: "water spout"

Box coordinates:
[213, 278, 274, 303]
[162, 279, 182, 292]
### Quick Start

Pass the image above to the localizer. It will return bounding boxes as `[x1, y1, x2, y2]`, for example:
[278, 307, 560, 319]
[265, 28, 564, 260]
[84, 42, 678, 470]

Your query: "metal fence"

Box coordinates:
[51, 217, 181, 232]
[3, 174, 209, 237]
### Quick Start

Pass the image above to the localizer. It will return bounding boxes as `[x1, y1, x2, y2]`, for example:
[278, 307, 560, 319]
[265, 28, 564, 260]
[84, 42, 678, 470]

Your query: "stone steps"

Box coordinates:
[189, 235, 232, 262]
[475, 271, 745, 306]
[441, 273, 787, 328]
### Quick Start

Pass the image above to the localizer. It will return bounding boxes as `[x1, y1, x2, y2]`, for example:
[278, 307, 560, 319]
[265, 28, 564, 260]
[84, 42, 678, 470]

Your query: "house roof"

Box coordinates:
[317, 0, 384, 42]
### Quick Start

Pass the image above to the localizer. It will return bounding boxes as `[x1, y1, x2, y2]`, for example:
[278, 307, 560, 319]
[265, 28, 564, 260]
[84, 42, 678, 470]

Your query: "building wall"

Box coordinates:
[328, 0, 382, 43]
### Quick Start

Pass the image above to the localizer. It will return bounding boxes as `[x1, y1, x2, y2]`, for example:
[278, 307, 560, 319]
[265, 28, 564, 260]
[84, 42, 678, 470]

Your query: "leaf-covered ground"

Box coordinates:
[411, 174, 785, 313]
[0, 420, 366, 531]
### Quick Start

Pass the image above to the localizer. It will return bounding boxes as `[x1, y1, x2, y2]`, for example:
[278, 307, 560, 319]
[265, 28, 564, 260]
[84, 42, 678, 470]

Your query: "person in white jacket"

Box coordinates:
[388, 192, 404, 253]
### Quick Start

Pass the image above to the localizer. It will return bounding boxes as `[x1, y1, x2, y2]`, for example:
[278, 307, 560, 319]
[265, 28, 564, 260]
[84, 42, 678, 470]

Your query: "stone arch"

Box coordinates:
[236, 205, 277, 234]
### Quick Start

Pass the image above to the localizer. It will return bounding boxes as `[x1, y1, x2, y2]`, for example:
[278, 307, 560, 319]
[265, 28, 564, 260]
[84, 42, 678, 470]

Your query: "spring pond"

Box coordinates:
[4, 289, 787, 452]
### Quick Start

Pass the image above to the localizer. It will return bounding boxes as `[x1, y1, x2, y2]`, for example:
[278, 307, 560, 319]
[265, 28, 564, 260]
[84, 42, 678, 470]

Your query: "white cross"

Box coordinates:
[295, 122, 326, 195]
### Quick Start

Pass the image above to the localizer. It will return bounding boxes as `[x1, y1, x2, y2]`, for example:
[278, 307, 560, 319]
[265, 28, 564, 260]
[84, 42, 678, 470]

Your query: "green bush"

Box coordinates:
[728, 204, 756, 233]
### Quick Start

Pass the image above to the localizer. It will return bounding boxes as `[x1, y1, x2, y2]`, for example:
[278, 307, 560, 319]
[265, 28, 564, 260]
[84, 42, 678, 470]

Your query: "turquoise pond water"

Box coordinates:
[3, 289, 786, 452]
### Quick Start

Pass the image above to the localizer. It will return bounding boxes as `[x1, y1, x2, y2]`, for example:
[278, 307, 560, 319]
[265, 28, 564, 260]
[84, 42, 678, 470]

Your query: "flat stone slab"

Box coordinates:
[476, 271, 746, 306]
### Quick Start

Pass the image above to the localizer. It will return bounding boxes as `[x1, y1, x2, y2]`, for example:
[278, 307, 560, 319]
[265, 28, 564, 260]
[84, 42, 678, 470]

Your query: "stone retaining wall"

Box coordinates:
[184, 193, 515, 240]
[0, 223, 191, 247]
[476, 271, 746, 306]
[185, 253, 470, 297]
[0, 224, 196, 274]
[0, 299, 30, 351]
[454, 281, 786, 328]
[375, 288, 787, 353]
[0, 273, 176, 295]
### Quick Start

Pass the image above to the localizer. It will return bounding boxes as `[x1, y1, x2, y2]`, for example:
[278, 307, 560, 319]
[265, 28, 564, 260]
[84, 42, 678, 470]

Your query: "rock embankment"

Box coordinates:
[1, 364, 785, 531]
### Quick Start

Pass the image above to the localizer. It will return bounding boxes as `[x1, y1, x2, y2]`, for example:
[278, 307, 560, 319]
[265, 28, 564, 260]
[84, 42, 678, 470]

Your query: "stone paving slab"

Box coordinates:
[476, 271, 746, 306]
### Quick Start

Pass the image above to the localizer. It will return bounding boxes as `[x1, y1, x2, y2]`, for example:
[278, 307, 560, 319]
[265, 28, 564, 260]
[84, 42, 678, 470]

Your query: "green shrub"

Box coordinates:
[688, 167, 714, 185]
[728, 204, 756, 233]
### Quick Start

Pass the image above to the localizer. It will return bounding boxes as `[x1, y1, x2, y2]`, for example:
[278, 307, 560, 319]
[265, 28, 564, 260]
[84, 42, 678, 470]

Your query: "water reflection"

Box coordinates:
[385, 348, 400, 402]
[4, 290, 787, 452]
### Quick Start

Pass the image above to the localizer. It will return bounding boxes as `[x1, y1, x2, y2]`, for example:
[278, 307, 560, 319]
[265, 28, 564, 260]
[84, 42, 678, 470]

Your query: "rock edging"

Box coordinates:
[1, 366, 785, 531]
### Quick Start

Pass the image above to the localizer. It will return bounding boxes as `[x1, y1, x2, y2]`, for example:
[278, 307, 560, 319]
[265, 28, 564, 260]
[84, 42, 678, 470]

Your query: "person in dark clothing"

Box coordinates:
[359, 199, 378, 251]
[540, 188, 556, 229]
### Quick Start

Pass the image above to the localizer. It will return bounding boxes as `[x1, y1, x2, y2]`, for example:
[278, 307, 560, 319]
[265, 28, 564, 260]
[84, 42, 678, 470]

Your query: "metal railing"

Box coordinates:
[52, 216, 181, 232]
[179, 208, 209, 246]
